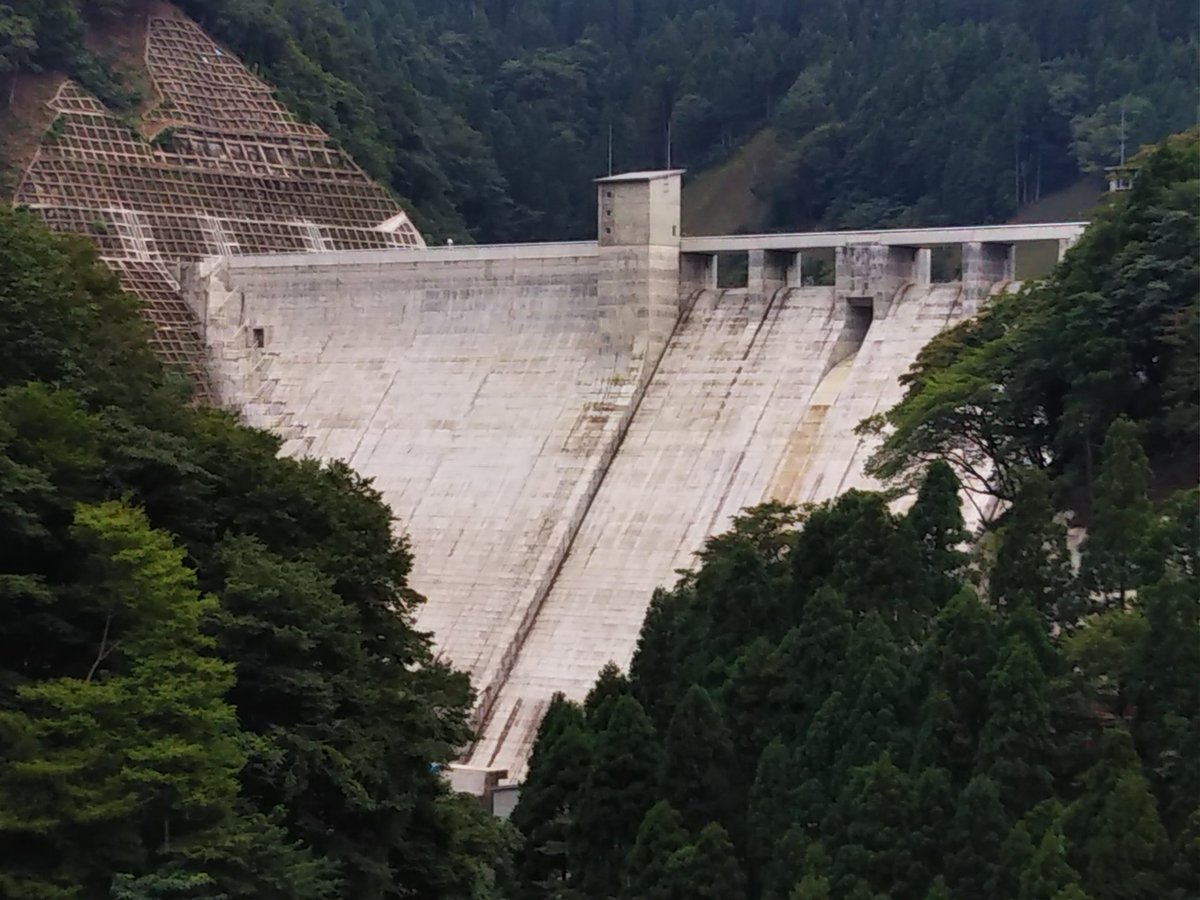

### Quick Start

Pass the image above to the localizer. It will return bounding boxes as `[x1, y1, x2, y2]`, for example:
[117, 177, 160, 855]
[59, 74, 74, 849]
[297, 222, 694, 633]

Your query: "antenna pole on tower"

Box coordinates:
[1119, 105, 1127, 166]
[666, 118, 672, 170]
[608, 124, 613, 176]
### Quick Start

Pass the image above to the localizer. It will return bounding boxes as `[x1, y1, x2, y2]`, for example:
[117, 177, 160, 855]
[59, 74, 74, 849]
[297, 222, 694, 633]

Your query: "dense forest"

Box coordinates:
[0, 207, 515, 897]
[506, 134, 1199, 899]
[2, 0, 1197, 241]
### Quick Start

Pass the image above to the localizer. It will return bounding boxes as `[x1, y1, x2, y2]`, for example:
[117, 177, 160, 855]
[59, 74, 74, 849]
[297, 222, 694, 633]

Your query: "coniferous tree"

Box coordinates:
[628, 586, 693, 730]
[789, 844, 833, 900]
[909, 766, 955, 890]
[1066, 731, 1171, 900]
[767, 586, 853, 744]
[571, 695, 663, 898]
[831, 752, 919, 899]
[511, 705, 592, 899]
[1079, 418, 1154, 607]
[907, 460, 969, 606]
[584, 661, 630, 731]
[1131, 572, 1200, 830]
[945, 774, 1009, 899]
[747, 739, 796, 889]
[1018, 824, 1085, 900]
[662, 822, 747, 900]
[722, 637, 783, 773]
[660, 685, 737, 834]
[989, 469, 1075, 626]
[621, 801, 689, 900]
[976, 637, 1054, 816]
[914, 587, 999, 782]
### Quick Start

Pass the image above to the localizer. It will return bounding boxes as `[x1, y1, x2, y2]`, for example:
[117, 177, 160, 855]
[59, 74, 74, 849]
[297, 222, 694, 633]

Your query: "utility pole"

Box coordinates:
[1119, 104, 1127, 166]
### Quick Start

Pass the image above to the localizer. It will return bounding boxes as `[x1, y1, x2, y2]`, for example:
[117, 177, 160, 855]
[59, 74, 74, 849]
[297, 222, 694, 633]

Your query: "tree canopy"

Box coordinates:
[0, 205, 515, 897]
[3, 0, 1197, 241]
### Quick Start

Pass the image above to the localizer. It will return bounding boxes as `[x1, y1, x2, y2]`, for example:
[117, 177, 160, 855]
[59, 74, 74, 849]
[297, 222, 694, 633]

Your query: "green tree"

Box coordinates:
[571, 695, 663, 898]
[789, 843, 833, 900]
[913, 587, 999, 782]
[907, 460, 969, 605]
[1018, 824, 1085, 900]
[661, 685, 737, 833]
[1079, 418, 1154, 607]
[662, 822, 747, 900]
[989, 469, 1076, 626]
[747, 739, 796, 889]
[1065, 728, 1171, 900]
[510, 704, 591, 898]
[976, 637, 1054, 815]
[944, 774, 1009, 899]
[621, 801, 689, 900]
[584, 661, 630, 730]
[0, 501, 243, 898]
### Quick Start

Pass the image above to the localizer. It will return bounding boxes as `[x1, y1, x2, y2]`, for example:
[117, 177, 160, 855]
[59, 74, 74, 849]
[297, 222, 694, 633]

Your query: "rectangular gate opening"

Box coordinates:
[717, 251, 749, 288]
[801, 248, 835, 285]
[929, 244, 962, 283]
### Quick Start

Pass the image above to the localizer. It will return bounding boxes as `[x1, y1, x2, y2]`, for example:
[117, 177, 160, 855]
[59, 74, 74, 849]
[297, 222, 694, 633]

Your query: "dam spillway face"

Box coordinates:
[187, 169, 1086, 785]
[14, 16, 423, 399]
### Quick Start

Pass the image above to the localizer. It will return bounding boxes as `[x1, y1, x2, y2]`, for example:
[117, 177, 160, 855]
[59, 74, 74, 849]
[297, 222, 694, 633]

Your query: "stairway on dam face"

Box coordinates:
[467, 285, 847, 778]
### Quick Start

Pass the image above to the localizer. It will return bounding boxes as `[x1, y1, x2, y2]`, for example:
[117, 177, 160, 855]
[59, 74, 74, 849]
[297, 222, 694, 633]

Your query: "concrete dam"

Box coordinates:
[184, 170, 1084, 789]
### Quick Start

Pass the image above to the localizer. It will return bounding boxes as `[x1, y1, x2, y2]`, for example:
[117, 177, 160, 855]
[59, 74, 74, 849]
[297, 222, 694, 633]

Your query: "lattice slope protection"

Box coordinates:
[15, 16, 424, 396]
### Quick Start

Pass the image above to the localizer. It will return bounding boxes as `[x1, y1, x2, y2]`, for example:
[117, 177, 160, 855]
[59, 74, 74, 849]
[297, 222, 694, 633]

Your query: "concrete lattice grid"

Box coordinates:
[15, 17, 423, 396]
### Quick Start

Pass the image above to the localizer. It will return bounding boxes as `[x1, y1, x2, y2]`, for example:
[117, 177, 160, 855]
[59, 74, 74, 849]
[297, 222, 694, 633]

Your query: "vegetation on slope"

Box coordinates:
[0, 207, 515, 898]
[3, 0, 1197, 241]
[508, 131, 1200, 900]
[862, 130, 1199, 507]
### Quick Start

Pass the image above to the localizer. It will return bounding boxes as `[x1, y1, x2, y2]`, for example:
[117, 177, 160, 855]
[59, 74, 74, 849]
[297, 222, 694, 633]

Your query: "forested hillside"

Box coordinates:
[0, 208, 514, 897]
[508, 133, 1200, 900]
[3, 0, 1196, 241]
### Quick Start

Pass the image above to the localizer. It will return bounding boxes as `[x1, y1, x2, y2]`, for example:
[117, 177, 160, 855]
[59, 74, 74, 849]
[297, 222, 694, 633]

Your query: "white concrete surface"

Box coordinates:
[790, 283, 971, 506]
[467, 285, 847, 777]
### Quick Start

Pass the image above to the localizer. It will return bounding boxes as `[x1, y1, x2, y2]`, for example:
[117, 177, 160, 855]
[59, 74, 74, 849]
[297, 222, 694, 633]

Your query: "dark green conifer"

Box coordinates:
[767, 586, 853, 744]
[1018, 824, 1084, 900]
[747, 739, 796, 888]
[910, 766, 955, 890]
[989, 469, 1075, 626]
[913, 587, 999, 781]
[570, 695, 662, 898]
[662, 822, 747, 900]
[621, 800, 689, 900]
[976, 637, 1053, 814]
[584, 661, 630, 731]
[661, 684, 737, 833]
[945, 774, 1009, 899]
[1079, 418, 1154, 607]
[722, 637, 784, 772]
[1069, 731, 1171, 900]
[789, 843, 832, 900]
[831, 752, 918, 898]
[511, 707, 592, 899]
[907, 460, 969, 605]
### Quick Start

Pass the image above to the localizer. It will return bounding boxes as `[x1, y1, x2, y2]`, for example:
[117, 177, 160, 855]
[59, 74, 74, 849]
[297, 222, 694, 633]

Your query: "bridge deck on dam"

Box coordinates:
[189, 171, 1079, 787]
